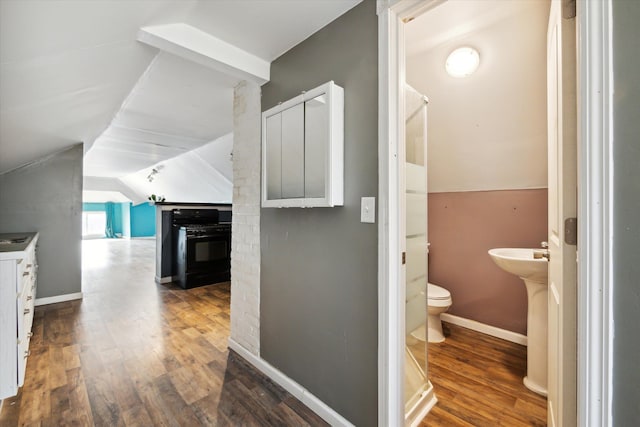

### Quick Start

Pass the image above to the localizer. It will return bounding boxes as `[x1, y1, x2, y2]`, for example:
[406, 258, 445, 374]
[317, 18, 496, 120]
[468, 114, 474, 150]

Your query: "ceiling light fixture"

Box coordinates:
[146, 164, 164, 182]
[445, 47, 480, 78]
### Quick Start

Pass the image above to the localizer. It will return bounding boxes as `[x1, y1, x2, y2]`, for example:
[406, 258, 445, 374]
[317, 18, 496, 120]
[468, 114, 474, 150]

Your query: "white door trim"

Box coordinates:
[577, 0, 614, 425]
[377, 1, 443, 425]
[377, 5, 402, 425]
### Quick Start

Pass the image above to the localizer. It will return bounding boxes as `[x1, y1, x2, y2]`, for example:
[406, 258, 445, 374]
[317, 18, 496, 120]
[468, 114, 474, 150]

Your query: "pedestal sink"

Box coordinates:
[488, 248, 548, 396]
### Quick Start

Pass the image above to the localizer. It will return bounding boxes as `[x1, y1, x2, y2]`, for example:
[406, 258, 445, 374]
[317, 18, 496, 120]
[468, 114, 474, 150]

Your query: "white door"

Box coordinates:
[547, 1, 577, 425]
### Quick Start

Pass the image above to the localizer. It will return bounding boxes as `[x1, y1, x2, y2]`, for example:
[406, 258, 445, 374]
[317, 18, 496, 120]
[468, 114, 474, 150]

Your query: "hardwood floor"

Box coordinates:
[418, 323, 548, 426]
[0, 239, 327, 427]
[2, 239, 548, 426]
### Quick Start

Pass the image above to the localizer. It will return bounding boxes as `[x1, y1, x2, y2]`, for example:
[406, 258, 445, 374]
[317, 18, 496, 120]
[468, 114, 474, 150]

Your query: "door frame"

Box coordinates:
[377, 0, 614, 425]
[377, 1, 444, 425]
[576, 0, 614, 425]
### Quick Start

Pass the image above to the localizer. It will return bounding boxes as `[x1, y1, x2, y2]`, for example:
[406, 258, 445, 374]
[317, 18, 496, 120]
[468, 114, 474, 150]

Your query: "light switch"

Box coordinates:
[361, 197, 375, 223]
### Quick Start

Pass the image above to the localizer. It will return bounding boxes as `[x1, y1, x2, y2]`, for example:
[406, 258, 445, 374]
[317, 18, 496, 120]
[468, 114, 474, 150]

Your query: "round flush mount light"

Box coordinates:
[445, 47, 480, 78]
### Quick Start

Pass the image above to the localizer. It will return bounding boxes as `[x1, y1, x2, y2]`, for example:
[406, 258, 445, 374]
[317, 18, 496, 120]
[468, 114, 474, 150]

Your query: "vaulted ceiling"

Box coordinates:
[0, 0, 361, 189]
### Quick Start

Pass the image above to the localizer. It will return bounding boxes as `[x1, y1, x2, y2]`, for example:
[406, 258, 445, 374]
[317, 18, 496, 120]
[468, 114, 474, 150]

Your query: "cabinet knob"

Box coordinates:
[23, 271, 29, 277]
[28, 332, 33, 338]
[27, 264, 32, 268]
[24, 308, 30, 315]
[24, 350, 30, 358]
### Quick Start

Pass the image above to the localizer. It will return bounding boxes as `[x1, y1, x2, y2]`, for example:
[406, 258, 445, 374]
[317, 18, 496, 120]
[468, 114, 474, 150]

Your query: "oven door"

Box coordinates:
[186, 234, 229, 271]
[176, 229, 231, 288]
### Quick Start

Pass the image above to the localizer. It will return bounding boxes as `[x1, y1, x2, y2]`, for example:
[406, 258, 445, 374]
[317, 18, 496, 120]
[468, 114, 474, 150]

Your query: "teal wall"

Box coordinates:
[131, 203, 156, 237]
[82, 202, 155, 238]
[82, 202, 127, 237]
[120, 203, 131, 238]
[83, 202, 108, 212]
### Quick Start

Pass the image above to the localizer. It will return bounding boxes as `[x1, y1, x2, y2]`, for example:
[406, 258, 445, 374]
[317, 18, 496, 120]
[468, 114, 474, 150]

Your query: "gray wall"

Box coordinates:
[0, 144, 83, 299]
[260, 2, 378, 425]
[612, 0, 640, 424]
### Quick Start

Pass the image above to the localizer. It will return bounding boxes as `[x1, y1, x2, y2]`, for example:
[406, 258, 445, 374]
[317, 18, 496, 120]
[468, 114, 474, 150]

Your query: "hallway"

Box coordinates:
[0, 239, 327, 426]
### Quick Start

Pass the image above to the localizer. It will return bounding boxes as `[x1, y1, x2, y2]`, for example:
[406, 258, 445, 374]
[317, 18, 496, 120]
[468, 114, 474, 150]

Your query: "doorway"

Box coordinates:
[377, 0, 592, 425]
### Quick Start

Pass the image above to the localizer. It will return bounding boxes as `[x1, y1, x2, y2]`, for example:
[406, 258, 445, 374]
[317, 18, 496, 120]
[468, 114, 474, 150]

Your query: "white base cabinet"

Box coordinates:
[0, 232, 38, 400]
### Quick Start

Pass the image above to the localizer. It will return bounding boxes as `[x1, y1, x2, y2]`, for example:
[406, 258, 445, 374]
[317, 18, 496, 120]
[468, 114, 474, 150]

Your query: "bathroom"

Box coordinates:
[402, 0, 552, 424]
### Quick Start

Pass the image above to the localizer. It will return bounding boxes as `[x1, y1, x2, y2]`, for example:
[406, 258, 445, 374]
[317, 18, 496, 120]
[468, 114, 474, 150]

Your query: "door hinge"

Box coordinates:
[402, 252, 406, 265]
[565, 217, 577, 245]
[563, 0, 576, 19]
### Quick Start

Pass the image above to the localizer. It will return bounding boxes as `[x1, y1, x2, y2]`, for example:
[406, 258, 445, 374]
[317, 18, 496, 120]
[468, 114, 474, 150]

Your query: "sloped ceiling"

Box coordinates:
[0, 0, 361, 195]
[83, 52, 236, 177]
[405, 0, 549, 193]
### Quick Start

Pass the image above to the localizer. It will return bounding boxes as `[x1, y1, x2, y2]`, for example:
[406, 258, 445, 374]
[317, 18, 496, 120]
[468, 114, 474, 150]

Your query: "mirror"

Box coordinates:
[304, 94, 328, 198]
[281, 103, 305, 199]
[265, 114, 282, 200]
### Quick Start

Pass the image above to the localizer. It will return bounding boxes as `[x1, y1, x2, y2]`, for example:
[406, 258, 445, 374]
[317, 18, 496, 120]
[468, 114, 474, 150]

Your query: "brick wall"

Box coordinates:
[230, 81, 261, 355]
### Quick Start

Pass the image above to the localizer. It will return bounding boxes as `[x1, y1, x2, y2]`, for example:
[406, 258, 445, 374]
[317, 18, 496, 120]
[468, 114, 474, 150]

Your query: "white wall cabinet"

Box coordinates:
[0, 233, 38, 400]
[262, 81, 344, 208]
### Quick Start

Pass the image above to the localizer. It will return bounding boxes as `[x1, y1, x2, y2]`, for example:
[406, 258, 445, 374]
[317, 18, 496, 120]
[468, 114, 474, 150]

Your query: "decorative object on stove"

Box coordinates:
[148, 194, 165, 203]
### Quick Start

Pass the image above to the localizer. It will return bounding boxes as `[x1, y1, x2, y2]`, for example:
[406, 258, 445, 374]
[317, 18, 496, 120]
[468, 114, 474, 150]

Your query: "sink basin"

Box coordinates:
[488, 247, 549, 396]
[0, 237, 28, 245]
[488, 248, 548, 283]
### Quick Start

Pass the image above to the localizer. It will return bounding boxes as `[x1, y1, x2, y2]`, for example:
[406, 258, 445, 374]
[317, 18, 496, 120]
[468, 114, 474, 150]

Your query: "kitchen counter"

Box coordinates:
[0, 232, 39, 258]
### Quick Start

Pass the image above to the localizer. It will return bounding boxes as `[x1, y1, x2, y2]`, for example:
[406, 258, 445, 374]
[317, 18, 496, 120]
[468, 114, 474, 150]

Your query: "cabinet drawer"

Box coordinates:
[17, 334, 31, 387]
[15, 260, 26, 293]
[17, 286, 35, 344]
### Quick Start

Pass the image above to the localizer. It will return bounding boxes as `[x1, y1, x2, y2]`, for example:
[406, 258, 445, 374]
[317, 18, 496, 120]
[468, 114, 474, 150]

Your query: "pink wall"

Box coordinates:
[428, 189, 548, 335]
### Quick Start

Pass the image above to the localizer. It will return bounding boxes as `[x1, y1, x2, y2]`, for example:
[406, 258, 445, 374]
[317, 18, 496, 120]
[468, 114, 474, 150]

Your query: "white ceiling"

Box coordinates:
[405, 0, 544, 56]
[405, 0, 550, 193]
[0, 0, 361, 179]
[83, 52, 236, 177]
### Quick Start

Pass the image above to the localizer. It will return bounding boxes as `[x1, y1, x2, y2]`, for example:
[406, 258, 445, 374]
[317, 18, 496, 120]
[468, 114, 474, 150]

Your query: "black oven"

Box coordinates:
[172, 209, 231, 289]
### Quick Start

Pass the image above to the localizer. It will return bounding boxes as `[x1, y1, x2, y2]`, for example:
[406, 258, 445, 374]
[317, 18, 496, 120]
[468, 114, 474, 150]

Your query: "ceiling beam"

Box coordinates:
[137, 23, 270, 85]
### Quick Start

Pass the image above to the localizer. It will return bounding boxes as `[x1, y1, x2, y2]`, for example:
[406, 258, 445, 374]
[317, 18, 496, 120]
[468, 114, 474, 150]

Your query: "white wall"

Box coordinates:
[118, 133, 233, 204]
[229, 81, 261, 356]
[406, 1, 549, 193]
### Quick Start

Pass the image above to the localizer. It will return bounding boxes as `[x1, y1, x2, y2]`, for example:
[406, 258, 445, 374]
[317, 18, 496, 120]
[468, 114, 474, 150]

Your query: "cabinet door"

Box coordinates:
[281, 103, 304, 198]
[265, 113, 282, 200]
[304, 94, 328, 198]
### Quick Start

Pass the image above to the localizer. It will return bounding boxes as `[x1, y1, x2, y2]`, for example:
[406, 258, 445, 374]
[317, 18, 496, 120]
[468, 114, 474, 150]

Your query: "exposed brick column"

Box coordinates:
[230, 80, 261, 355]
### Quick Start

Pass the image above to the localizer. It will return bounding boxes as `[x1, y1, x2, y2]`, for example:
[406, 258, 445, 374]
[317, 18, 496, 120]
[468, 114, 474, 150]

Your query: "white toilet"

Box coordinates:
[426, 283, 452, 343]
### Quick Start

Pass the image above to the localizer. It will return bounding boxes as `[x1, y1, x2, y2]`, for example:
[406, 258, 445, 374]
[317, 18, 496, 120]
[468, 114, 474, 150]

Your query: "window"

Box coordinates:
[82, 211, 106, 238]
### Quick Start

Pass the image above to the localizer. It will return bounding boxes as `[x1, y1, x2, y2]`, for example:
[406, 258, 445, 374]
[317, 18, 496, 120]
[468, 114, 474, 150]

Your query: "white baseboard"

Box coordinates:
[35, 292, 83, 306]
[155, 275, 175, 284]
[441, 313, 528, 346]
[406, 381, 437, 427]
[228, 338, 355, 427]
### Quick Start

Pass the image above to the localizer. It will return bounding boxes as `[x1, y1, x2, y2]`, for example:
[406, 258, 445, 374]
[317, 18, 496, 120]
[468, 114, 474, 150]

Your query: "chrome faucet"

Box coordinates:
[534, 241, 550, 260]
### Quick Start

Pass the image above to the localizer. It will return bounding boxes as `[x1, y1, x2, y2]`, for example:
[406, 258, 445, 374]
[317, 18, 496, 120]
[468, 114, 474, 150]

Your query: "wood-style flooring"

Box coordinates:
[0, 239, 327, 427]
[419, 323, 548, 426]
[2, 239, 548, 426]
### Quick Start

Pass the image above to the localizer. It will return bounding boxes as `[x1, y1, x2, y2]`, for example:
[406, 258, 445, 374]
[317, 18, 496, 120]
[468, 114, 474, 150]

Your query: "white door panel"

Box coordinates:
[547, 1, 578, 425]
